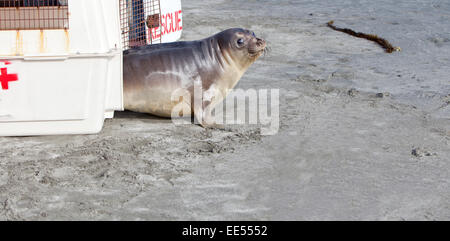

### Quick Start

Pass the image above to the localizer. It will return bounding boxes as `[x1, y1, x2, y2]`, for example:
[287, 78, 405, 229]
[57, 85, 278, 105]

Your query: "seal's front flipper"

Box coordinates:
[193, 99, 222, 128]
[193, 106, 214, 128]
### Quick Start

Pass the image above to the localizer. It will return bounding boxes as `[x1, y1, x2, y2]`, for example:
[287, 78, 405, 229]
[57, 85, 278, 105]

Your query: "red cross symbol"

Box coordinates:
[0, 61, 18, 90]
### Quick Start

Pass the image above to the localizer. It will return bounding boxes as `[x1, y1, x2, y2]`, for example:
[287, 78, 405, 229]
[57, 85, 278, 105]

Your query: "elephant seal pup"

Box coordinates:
[123, 28, 267, 126]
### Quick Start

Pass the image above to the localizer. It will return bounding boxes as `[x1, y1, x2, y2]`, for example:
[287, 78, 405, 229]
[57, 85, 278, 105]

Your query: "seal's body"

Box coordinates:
[123, 28, 266, 125]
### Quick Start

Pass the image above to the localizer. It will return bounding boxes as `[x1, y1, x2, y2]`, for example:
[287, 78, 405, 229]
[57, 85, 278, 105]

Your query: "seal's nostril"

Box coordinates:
[256, 38, 265, 47]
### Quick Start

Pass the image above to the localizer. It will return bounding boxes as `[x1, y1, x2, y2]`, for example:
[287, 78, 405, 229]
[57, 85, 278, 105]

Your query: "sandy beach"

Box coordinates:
[0, 0, 449, 220]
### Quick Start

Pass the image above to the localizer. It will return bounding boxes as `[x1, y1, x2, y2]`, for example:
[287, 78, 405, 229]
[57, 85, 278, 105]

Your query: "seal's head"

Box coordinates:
[216, 28, 267, 68]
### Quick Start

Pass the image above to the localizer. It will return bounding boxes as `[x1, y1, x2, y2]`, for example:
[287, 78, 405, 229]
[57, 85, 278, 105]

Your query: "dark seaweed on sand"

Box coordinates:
[327, 20, 400, 53]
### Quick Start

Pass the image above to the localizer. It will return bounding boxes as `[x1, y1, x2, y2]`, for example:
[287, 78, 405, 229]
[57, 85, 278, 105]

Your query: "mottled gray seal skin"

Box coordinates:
[123, 28, 267, 126]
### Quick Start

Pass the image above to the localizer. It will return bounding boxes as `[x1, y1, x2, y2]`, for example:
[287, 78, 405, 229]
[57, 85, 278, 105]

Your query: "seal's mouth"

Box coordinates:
[248, 38, 267, 57]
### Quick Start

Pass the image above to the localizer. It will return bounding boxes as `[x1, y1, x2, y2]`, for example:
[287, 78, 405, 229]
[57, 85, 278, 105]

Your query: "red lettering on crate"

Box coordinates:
[0, 67, 18, 90]
[176, 10, 182, 31]
[149, 10, 182, 41]
[168, 13, 175, 33]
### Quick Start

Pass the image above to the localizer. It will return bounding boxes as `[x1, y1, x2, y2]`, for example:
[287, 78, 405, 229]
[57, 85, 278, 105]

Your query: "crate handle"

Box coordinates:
[24, 55, 69, 61]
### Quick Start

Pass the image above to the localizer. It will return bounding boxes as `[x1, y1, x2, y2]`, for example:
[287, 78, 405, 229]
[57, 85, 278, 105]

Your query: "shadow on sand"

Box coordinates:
[114, 111, 171, 123]
[114, 111, 193, 124]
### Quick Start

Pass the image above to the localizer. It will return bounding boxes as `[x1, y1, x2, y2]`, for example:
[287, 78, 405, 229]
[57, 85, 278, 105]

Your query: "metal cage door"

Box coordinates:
[119, 0, 161, 50]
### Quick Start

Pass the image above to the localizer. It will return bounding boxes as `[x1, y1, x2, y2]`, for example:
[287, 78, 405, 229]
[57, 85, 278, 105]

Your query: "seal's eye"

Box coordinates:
[237, 38, 245, 45]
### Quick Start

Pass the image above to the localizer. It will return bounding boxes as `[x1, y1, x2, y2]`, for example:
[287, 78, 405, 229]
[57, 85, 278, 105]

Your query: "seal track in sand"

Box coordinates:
[327, 20, 401, 53]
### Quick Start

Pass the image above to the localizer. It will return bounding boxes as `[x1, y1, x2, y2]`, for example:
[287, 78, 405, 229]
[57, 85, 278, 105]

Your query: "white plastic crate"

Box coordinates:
[0, 0, 182, 136]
